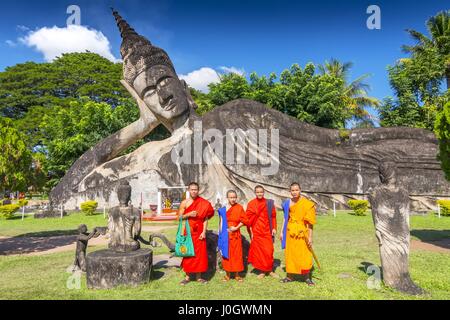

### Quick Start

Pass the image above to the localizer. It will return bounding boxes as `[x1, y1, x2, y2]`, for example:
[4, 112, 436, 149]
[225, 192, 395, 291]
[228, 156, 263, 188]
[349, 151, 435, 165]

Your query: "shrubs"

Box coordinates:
[18, 199, 29, 207]
[0, 204, 20, 219]
[437, 200, 450, 217]
[348, 200, 369, 216]
[80, 200, 98, 216]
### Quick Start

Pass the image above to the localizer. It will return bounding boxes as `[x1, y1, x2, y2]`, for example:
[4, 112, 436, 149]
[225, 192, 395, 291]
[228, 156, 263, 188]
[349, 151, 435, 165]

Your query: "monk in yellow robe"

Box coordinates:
[280, 183, 317, 286]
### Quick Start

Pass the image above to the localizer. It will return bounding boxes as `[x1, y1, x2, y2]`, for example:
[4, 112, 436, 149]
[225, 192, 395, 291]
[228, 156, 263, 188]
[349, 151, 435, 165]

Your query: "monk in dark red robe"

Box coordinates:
[246, 185, 278, 278]
[178, 182, 214, 285]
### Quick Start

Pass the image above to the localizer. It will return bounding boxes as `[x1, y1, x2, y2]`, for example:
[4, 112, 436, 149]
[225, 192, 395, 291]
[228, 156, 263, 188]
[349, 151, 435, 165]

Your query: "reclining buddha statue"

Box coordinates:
[49, 10, 450, 211]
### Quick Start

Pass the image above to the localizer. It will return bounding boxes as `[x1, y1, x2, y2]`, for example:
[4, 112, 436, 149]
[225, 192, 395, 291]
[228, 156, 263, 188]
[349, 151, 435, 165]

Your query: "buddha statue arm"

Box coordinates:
[91, 80, 160, 164]
[50, 81, 161, 197]
[133, 208, 142, 240]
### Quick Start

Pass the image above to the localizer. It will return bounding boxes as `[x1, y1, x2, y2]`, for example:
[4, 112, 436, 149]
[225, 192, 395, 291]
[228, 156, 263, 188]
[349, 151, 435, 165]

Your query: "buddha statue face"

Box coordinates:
[133, 65, 189, 128]
[379, 160, 397, 185]
[117, 181, 132, 206]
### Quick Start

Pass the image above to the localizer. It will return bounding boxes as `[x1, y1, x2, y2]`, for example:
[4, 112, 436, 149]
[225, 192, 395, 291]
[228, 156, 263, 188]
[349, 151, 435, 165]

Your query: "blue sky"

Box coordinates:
[0, 0, 448, 121]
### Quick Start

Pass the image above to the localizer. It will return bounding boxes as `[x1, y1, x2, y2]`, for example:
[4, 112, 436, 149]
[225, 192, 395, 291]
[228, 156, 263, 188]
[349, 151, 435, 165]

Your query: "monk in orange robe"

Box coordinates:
[245, 185, 278, 279]
[280, 183, 317, 286]
[178, 182, 214, 285]
[218, 190, 249, 282]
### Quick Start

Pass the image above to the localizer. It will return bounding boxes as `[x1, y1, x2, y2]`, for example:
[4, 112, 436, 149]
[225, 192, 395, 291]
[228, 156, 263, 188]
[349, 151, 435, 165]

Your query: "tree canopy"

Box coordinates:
[192, 62, 377, 129]
[435, 101, 450, 180]
[379, 10, 450, 130]
[0, 52, 170, 191]
[0, 118, 32, 193]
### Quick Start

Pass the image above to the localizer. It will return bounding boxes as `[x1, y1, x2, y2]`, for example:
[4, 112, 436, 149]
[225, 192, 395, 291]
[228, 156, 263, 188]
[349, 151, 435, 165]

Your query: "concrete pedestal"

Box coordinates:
[86, 249, 152, 289]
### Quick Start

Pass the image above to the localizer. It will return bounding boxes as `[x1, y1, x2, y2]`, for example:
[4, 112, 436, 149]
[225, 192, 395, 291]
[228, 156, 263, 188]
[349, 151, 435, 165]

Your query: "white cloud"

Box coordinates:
[5, 40, 17, 47]
[19, 25, 119, 62]
[16, 25, 30, 32]
[179, 67, 220, 93]
[219, 66, 245, 76]
[179, 66, 245, 93]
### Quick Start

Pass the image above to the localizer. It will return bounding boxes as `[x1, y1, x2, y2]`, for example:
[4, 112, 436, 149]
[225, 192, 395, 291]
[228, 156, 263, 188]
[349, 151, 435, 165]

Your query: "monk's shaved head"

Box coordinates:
[290, 182, 301, 190]
[227, 190, 237, 197]
[255, 185, 265, 192]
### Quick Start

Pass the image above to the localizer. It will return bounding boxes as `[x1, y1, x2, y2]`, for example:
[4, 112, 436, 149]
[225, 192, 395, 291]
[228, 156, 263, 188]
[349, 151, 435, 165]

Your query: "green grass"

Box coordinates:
[0, 212, 109, 237]
[0, 211, 449, 300]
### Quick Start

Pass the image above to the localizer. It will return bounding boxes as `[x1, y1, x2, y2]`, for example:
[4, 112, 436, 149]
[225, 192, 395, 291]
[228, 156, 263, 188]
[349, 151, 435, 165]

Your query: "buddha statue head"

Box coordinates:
[117, 180, 132, 206]
[379, 158, 397, 185]
[112, 10, 194, 131]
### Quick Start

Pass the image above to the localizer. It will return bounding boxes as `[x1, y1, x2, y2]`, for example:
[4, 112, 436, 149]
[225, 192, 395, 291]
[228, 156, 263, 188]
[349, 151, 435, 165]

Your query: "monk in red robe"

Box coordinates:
[246, 185, 278, 279]
[219, 190, 249, 282]
[178, 182, 214, 285]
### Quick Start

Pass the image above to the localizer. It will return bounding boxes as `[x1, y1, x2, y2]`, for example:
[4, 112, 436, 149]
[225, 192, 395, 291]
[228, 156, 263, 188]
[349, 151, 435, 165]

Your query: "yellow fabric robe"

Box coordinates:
[285, 197, 316, 274]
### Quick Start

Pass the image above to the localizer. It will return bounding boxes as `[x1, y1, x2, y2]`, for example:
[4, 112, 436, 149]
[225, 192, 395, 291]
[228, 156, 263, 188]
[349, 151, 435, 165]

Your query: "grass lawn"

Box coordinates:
[0, 213, 109, 238]
[0, 211, 449, 300]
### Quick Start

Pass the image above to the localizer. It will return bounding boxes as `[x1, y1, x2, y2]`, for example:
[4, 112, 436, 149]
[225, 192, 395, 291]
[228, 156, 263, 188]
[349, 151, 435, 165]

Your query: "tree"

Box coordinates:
[0, 52, 127, 119]
[0, 53, 171, 190]
[193, 63, 364, 129]
[0, 118, 32, 193]
[207, 73, 251, 107]
[379, 11, 449, 130]
[319, 58, 380, 124]
[403, 10, 450, 89]
[39, 98, 155, 189]
[271, 63, 349, 128]
[189, 88, 214, 115]
[435, 101, 450, 180]
[379, 47, 447, 130]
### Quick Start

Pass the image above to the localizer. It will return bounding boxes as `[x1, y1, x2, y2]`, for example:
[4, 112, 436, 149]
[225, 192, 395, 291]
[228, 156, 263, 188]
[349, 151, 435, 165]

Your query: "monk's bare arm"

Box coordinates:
[272, 207, 277, 236]
[178, 200, 194, 220]
[280, 217, 285, 241]
[307, 224, 314, 247]
[199, 219, 208, 240]
[308, 205, 316, 246]
[230, 222, 244, 232]
[177, 200, 185, 219]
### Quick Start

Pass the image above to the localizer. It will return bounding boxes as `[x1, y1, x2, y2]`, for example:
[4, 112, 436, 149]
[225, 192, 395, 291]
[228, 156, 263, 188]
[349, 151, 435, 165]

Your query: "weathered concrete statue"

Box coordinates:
[85, 180, 152, 289]
[108, 180, 142, 252]
[49, 9, 450, 212]
[73, 224, 107, 272]
[368, 159, 424, 295]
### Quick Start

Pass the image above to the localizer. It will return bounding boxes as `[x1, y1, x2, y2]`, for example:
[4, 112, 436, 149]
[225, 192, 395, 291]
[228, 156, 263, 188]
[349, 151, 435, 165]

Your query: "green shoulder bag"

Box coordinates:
[175, 216, 195, 257]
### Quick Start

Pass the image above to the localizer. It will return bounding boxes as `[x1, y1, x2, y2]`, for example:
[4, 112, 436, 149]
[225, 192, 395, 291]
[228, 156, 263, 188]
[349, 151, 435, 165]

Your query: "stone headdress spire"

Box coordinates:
[112, 8, 139, 39]
[111, 8, 176, 85]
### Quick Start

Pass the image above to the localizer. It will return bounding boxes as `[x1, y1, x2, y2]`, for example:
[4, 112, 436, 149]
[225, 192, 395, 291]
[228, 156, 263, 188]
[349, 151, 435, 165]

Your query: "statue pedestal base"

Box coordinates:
[34, 210, 67, 219]
[86, 249, 152, 289]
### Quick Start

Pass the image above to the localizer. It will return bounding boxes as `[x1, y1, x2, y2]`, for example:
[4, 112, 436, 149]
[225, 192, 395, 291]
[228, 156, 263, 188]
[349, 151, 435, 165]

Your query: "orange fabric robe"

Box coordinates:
[285, 197, 316, 274]
[221, 204, 249, 273]
[181, 197, 214, 273]
[246, 198, 277, 272]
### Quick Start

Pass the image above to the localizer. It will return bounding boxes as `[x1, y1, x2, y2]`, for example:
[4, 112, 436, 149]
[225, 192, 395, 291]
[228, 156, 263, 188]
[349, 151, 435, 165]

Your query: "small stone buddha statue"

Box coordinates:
[108, 180, 142, 252]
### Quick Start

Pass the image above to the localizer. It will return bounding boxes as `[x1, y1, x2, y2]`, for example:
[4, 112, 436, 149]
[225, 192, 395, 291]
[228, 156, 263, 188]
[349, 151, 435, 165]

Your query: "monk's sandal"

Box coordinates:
[305, 278, 315, 286]
[280, 277, 294, 283]
[180, 279, 190, 286]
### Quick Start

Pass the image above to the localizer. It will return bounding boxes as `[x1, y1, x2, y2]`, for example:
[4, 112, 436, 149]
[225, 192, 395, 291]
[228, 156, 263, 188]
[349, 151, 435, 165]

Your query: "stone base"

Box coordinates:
[86, 249, 153, 289]
[34, 210, 67, 219]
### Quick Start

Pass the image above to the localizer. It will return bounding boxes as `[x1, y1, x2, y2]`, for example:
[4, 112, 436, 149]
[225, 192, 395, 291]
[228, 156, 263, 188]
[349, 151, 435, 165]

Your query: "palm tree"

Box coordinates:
[402, 10, 450, 89]
[319, 58, 380, 124]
